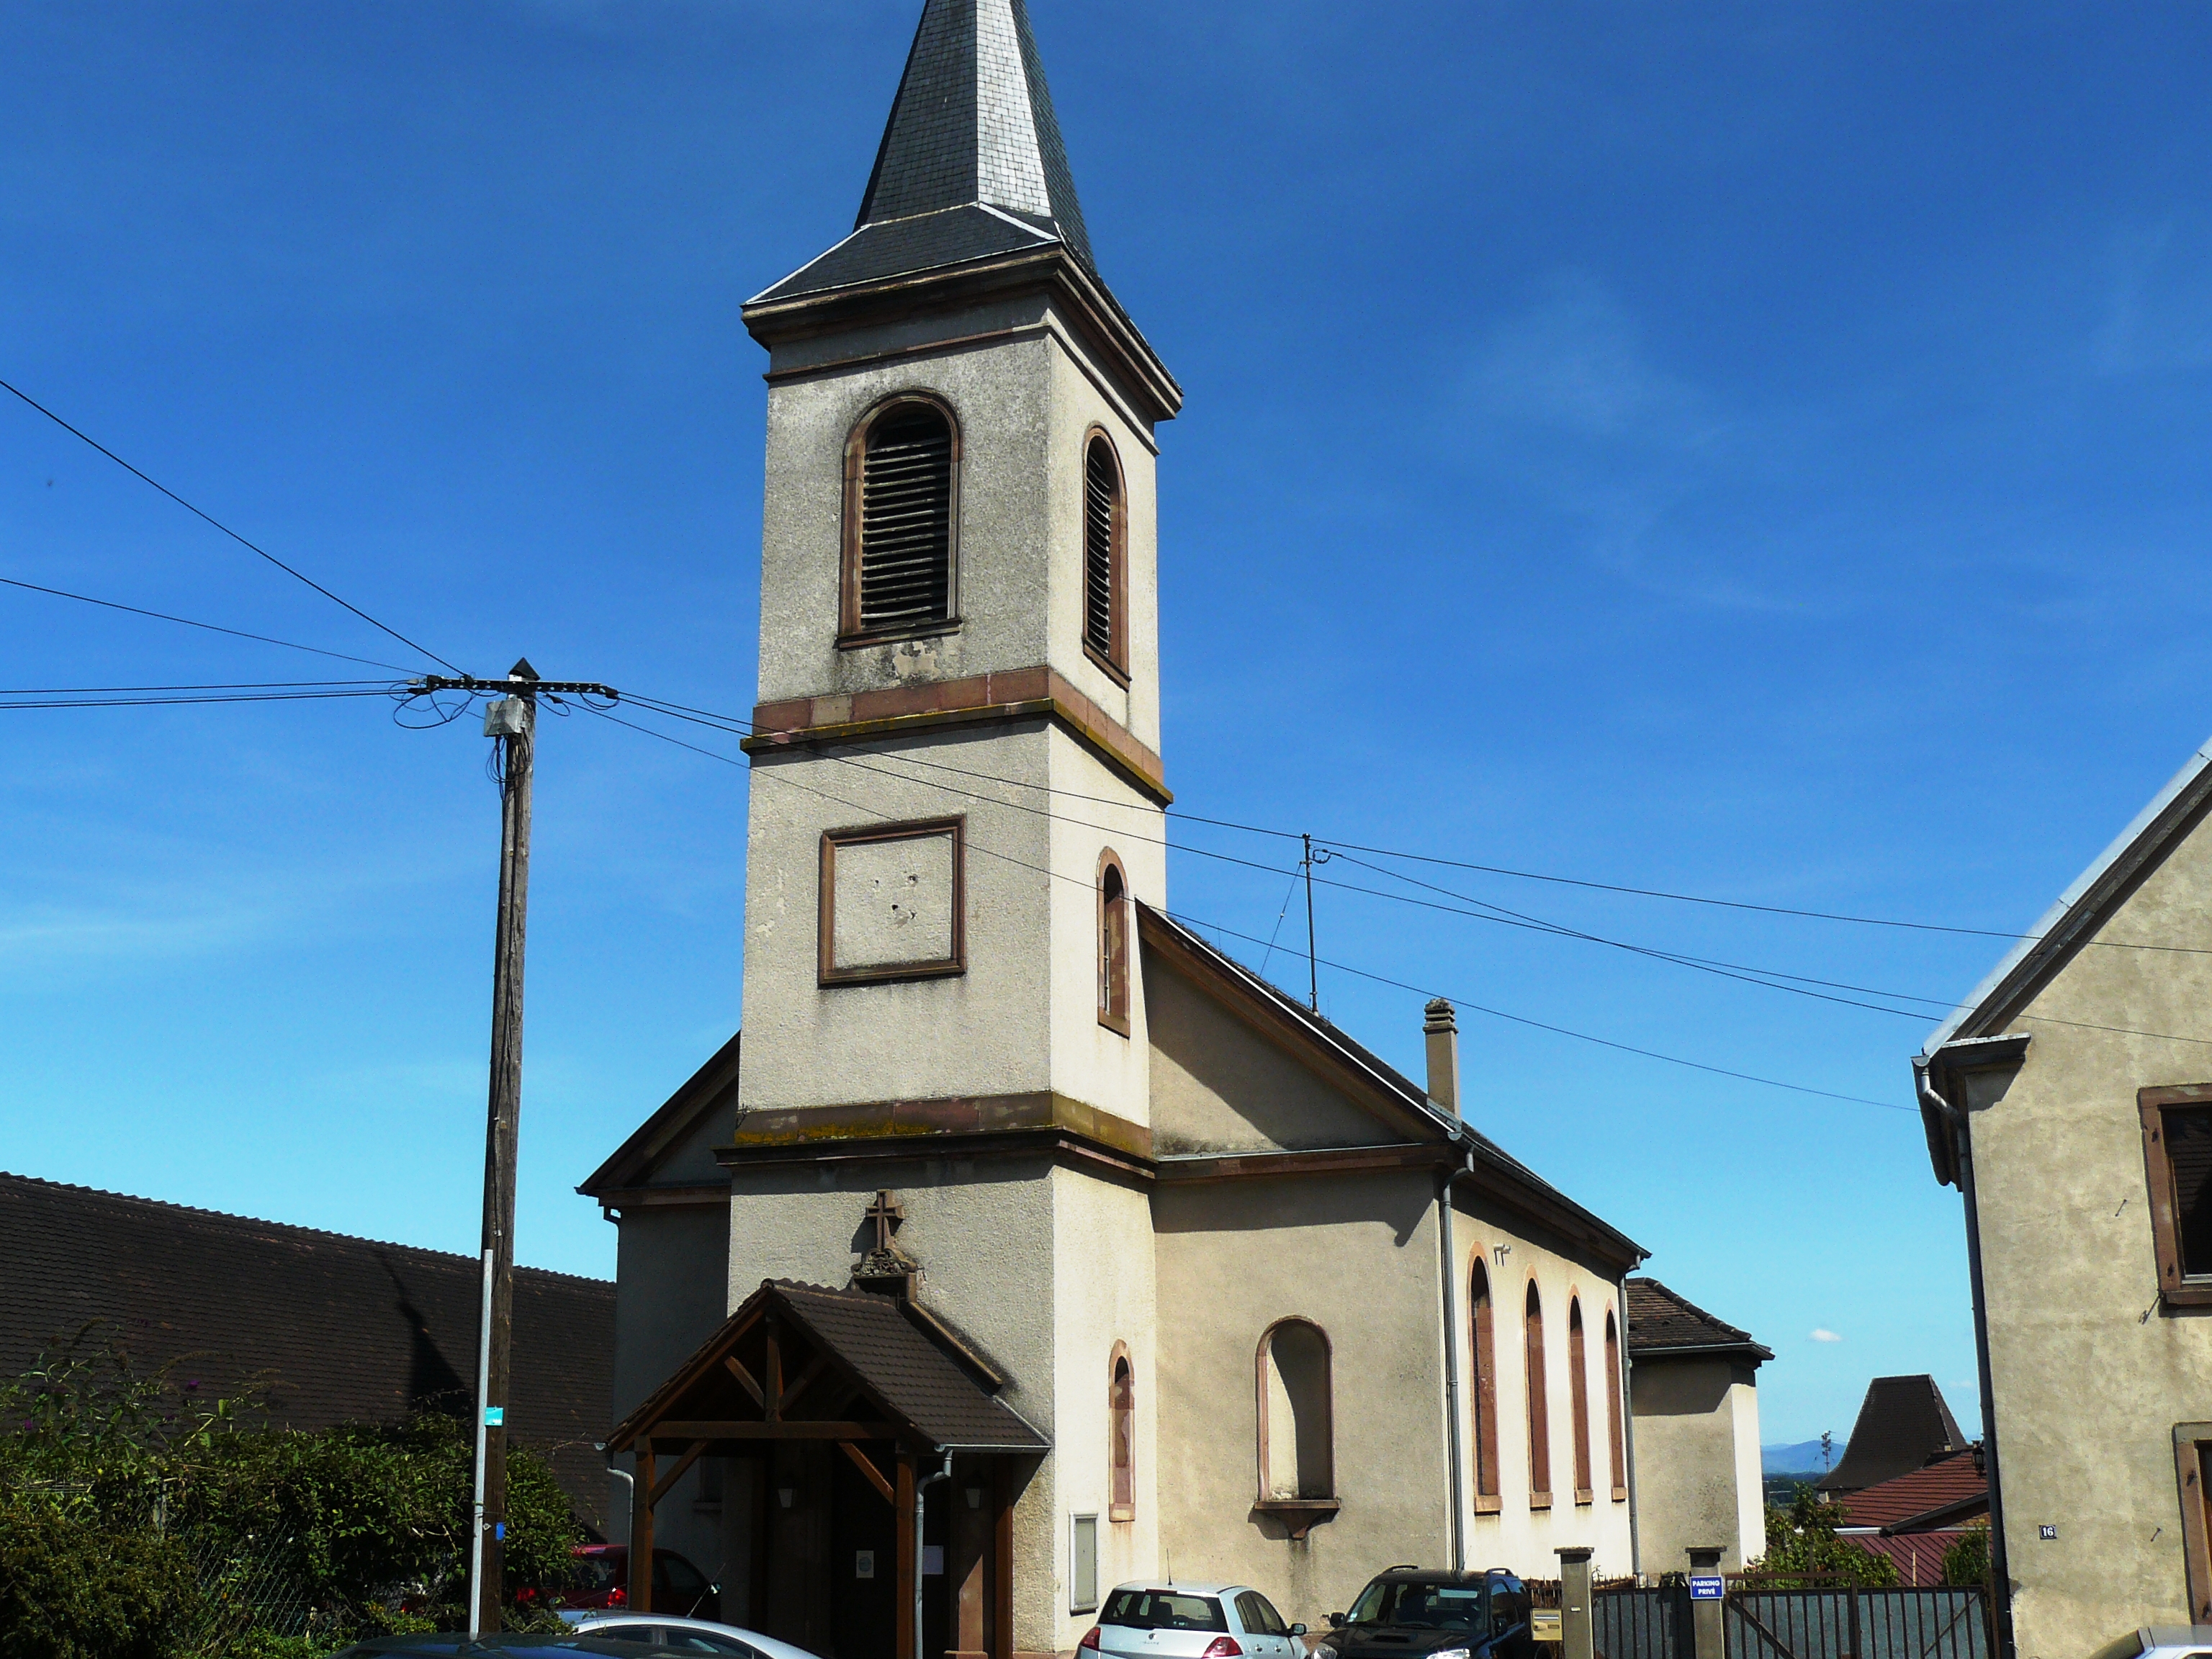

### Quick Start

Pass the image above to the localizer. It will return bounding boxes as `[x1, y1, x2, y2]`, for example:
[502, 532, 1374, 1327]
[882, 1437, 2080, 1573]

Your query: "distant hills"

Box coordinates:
[1762, 1438, 1845, 1476]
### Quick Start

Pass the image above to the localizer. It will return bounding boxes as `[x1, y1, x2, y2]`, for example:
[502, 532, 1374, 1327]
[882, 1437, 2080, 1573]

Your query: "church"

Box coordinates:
[580, 4, 1680, 1655]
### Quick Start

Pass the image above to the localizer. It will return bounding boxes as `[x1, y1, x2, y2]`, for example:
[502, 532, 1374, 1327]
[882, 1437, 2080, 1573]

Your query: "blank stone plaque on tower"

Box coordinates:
[818, 819, 966, 984]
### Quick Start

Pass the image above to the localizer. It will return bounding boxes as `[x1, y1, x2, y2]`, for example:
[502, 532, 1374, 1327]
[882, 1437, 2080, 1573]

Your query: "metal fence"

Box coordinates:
[1583, 1583, 1990, 1659]
[1596, 1583, 1689, 1659]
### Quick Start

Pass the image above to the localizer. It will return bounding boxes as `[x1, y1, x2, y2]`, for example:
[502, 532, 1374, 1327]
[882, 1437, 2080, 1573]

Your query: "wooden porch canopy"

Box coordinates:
[604, 1278, 1046, 1640]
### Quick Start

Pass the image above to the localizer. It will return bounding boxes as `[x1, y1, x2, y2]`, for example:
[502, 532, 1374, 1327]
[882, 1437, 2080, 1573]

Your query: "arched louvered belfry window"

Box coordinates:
[1569, 1297, 1593, 1504]
[1604, 1308, 1627, 1501]
[1470, 1259, 1501, 1511]
[842, 397, 958, 639]
[1109, 1344, 1136, 1521]
[1525, 1281, 1552, 1507]
[1098, 850, 1130, 1035]
[1082, 431, 1126, 679]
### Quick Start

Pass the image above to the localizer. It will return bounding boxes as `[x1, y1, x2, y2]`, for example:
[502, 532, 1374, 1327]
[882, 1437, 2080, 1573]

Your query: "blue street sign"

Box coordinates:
[1690, 1576, 1725, 1601]
[485, 1406, 504, 1426]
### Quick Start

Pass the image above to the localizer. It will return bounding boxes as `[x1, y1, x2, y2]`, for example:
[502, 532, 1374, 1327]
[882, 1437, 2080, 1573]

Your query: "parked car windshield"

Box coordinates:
[1102, 1591, 1228, 1632]
[572, 1555, 622, 1593]
[1347, 1583, 1490, 1632]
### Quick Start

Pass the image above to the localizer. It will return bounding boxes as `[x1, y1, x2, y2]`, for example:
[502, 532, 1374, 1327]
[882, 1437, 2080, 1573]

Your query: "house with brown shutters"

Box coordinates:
[1916, 728, 2212, 1659]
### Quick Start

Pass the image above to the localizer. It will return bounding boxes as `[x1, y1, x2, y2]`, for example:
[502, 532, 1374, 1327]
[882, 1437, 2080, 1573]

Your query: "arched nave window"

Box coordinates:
[1470, 1259, 1501, 1510]
[1569, 1296, 1593, 1504]
[1604, 1308, 1628, 1501]
[1257, 1318, 1334, 1501]
[1524, 1282, 1552, 1507]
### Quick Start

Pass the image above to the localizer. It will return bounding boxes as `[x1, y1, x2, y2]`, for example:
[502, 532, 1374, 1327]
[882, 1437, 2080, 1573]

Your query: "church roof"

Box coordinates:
[1624, 1276, 1773, 1363]
[577, 1028, 739, 1199]
[752, 0, 1096, 305]
[1817, 1374, 1966, 1495]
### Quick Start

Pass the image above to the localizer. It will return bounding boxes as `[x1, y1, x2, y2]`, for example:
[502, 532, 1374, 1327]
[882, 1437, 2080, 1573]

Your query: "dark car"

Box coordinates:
[554, 1545, 720, 1621]
[1311, 1568, 1534, 1659]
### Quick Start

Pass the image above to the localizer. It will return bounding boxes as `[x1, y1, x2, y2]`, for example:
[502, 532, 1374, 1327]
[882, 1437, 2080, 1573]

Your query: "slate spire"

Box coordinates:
[752, 0, 1102, 305]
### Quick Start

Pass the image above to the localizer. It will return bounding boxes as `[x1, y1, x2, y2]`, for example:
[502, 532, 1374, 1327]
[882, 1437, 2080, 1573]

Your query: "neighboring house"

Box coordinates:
[576, 6, 1662, 1655]
[1916, 729, 2212, 1659]
[1624, 1278, 1771, 1571]
[0, 1172, 616, 1527]
[1817, 1375, 1967, 1499]
[1833, 1449, 1988, 1586]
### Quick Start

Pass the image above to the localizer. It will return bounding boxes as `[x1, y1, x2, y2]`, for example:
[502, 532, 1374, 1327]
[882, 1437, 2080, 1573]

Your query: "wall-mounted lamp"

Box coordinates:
[1493, 1244, 1513, 1262]
[963, 1485, 984, 1510]
[777, 1483, 796, 1510]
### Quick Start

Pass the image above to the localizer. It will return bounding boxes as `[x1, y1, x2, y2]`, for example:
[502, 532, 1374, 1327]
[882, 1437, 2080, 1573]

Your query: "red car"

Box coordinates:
[557, 1544, 720, 1621]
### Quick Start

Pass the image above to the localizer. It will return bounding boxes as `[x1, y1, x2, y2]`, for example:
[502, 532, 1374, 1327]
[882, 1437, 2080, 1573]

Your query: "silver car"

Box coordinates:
[564, 1612, 823, 1658]
[1079, 1581, 1309, 1659]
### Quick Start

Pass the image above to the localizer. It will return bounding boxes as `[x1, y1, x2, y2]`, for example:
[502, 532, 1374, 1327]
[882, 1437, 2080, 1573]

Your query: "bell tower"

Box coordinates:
[726, 6, 1181, 1650]
[735, 0, 1180, 1129]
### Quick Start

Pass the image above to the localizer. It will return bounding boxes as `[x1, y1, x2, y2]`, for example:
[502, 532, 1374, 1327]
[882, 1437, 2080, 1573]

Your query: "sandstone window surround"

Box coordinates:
[817, 817, 967, 986]
[1470, 1259, 1501, 1514]
[1097, 850, 1131, 1035]
[1108, 1344, 1136, 1522]
[1082, 428, 1128, 685]
[1254, 1318, 1338, 1539]
[841, 393, 961, 645]
[2175, 1424, 2212, 1624]
[2139, 1084, 2212, 1308]
[1525, 1282, 1552, 1509]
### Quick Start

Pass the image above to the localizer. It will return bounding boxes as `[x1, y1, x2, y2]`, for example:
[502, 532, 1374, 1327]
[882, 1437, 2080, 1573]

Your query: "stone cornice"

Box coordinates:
[741, 664, 1170, 805]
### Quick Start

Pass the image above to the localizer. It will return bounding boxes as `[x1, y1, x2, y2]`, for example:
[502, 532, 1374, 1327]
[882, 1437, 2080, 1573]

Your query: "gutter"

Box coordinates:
[1918, 1061, 2014, 1659]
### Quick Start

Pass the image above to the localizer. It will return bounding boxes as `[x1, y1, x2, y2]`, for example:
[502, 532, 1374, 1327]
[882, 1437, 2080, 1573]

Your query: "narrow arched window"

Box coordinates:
[1604, 1308, 1627, 1501]
[1098, 852, 1130, 1035]
[1082, 432, 1126, 679]
[1257, 1319, 1334, 1501]
[842, 397, 958, 638]
[1470, 1260, 1500, 1511]
[1524, 1282, 1551, 1506]
[1569, 1297, 1593, 1504]
[1109, 1346, 1136, 1521]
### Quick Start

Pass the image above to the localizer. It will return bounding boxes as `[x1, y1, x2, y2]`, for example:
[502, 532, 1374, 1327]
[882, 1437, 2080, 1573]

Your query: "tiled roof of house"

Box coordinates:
[1818, 1375, 1966, 1494]
[1835, 1448, 1987, 1531]
[0, 1173, 615, 1528]
[1624, 1277, 1773, 1361]
[754, 0, 1094, 305]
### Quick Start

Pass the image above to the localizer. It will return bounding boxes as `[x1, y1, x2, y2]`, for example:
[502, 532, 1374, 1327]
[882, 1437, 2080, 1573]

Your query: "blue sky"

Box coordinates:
[6, 1, 2212, 1448]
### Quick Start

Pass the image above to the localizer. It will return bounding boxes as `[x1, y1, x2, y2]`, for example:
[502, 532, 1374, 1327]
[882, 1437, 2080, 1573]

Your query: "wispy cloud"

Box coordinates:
[2092, 218, 2212, 376]
[1809, 1328, 1843, 1344]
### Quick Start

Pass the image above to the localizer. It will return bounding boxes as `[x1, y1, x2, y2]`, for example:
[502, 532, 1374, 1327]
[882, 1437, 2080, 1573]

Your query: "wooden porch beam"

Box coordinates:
[723, 1354, 765, 1408]
[631, 1445, 656, 1614]
[781, 1351, 832, 1414]
[840, 1439, 895, 1504]
[765, 1318, 784, 1422]
[896, 1449, 917, 1659]
[648, 1439, 711, 1508]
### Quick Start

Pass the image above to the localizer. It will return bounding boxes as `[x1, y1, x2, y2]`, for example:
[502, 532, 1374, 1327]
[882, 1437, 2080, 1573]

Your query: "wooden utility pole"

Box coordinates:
[471, 658, 536, 1636]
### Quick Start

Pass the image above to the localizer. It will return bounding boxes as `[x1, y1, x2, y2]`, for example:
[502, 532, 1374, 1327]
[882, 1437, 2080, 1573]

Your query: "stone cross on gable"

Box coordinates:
[865, 1190, 905, 1251]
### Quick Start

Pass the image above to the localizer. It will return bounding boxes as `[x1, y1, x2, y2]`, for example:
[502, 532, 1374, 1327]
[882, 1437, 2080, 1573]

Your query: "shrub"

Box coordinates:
[1753, 1484, 1899, 1587]
[0, 1494, 199, 1659]
[1940, 1527, 1991, 1588]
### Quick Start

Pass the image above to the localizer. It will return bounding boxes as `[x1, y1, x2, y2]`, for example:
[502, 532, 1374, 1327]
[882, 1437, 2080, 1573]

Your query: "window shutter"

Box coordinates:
[858, 405, 953, 629]
[2170, 1107, 2212, 1276]
[1084, 439, 1116, 657]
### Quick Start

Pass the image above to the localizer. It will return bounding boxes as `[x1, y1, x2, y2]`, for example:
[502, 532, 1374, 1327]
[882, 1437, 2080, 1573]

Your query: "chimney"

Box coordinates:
[1424, 999, 1460, 1118]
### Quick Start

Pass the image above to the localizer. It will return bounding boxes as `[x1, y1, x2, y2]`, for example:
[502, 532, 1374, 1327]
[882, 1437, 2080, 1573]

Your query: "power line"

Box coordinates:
[0, 375, 461, 673]
[621, 688, 2212, 959]
[0, 574, 417, 673]
[586, 701, 1915, 1113]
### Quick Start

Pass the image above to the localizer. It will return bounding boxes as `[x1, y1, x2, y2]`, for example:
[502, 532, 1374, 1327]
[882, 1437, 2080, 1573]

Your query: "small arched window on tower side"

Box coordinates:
[1082, 431, 1128, 683]
[1525, 1281, 1552, 1508]
[1604, 1307, 1628, 1501]
[1470, 1259, 1501, 1512]
[1569, 1296, 1593, 1505]
[1256, 1318, 1334, 1502]
[1109, 1344, 1136, 1521]
[842, 395, 960, 641]
[1097, 850, 1130, 1036]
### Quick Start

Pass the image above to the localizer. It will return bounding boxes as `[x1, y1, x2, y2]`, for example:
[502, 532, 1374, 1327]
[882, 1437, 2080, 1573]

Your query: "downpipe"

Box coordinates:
[1438, 1150, 1475, 1573]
